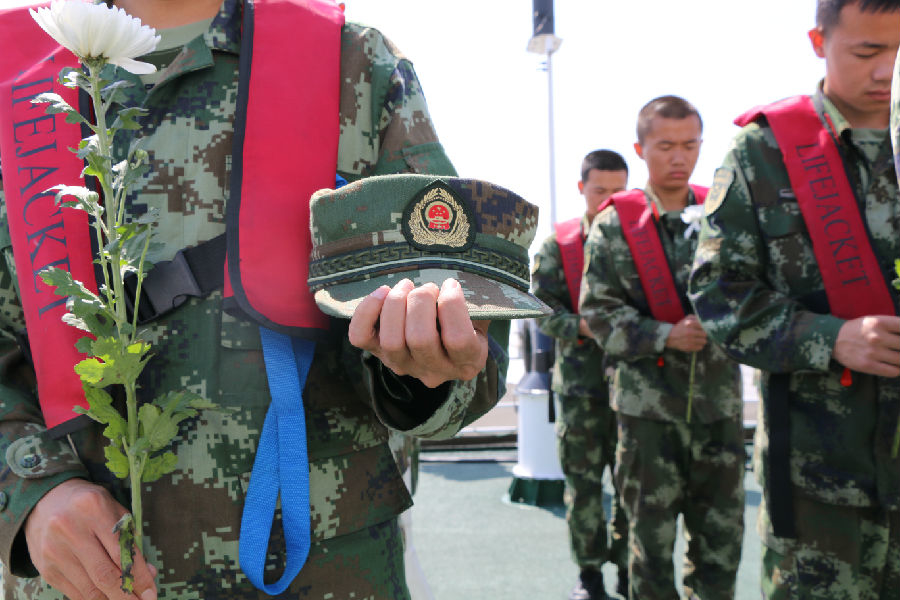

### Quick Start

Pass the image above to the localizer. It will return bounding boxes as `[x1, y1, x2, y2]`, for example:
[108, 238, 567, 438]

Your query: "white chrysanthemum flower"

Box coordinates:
[30, 0, 160, 75]
[680, 204, 705, 239]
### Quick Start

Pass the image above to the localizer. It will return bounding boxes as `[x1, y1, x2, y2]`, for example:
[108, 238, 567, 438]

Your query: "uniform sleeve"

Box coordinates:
[0, 186, 89, 577]
[340, 26, 506, 437]
[532, 234, 580, 341]
[688, 133, 843, 373]
[579, 210, 672, 360]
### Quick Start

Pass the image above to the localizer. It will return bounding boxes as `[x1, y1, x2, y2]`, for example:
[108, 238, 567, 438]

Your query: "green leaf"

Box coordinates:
[100, 79, 134, 105]
[111, 106, 147, 132]
[59, 67, 89, 91]
[894, 259, 900, 291]
[104, 444, 130, 479]
[83, 386, 127, 440]
[142, 451, 178, 483]
[75, 135, 101, 161]
[40, 266, 116, 337]
[47, 184, 100, 211]
[32, 93, 89, 128]
[74, 357, 107, 385]
[138, 403, 179, 451]
[75, 336, 94, 354]
[78, 337, 152, 386]
[112, 513, 135, 594]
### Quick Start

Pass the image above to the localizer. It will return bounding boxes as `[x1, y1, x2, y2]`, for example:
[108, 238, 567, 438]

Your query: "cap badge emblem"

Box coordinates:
[402, 181, 476, 252]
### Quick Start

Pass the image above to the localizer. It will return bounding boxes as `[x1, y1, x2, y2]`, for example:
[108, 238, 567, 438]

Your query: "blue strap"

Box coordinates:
[239, 327, 316, 593]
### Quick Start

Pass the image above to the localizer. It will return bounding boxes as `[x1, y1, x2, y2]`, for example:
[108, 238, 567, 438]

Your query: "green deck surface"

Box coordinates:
[411, 454, 762, 599]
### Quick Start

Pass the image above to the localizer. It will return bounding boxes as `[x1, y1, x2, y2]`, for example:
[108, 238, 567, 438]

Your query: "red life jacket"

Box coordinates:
[0, 0, 344, 429]
[735, 96, 895, 320]
[553, 217, 584, 312]
[598, 185, 707, 324]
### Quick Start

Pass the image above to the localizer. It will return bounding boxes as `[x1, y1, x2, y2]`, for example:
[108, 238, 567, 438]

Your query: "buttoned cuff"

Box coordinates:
[0, 428, 89, 577]
[805, 314, 845, 372]
[363, 352, 481, 440]
[653, 322, 674, 354]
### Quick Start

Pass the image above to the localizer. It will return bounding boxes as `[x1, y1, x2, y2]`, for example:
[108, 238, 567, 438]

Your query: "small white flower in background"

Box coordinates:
[680, 204, 705, 239]
[30, 0, 160, 74]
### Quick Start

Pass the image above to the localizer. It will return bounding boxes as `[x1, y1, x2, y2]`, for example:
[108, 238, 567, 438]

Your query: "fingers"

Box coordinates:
[437, 279, 488, 382]
[25, 479, 153, 600]
[378, 279, 416, 374]
[347, 285, 390, 352]
[406, 282, 454, 387]
[347, 278, 489, 387]
[834, 316, 900, 377]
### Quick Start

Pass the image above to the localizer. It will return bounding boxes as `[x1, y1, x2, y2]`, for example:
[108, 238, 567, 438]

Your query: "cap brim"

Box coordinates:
[314, 268, 552, 320]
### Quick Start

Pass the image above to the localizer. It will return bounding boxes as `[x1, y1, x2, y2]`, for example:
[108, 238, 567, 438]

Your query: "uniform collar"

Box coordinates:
[113, 0, 241, 104]
[815, 82, 853, 140]
[580, 214, 592, 236]
[644, 183, 698, 216]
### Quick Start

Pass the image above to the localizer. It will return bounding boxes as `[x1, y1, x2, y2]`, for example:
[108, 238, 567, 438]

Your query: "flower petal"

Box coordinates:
[30, 6, 73, 55]
[28, 0, 158, 66]
[108, 57, 157, 75]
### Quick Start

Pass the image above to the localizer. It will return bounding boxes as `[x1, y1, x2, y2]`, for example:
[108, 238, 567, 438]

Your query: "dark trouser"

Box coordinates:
[759, 493, 900, 600]
[557, 392, 628, 575]
[615, 413, 745, 600]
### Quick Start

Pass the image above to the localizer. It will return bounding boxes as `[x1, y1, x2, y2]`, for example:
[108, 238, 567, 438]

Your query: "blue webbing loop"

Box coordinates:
[239, 328, 316, 593]
[238, 173, 345, 593]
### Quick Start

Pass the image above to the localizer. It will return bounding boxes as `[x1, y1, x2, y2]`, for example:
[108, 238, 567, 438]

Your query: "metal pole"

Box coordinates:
[546, 51, 557, 226]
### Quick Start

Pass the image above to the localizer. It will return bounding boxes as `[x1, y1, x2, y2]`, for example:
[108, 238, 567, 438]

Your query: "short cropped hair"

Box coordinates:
[635, 95, 703, 145]
[580, 150, 628, 183]
[816, 0, 900, 33]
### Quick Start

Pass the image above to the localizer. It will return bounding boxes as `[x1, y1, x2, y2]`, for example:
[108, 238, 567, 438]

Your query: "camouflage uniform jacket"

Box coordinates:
[689, 87, 900, 509]
[0, 1, 507, 595]
[532, 215, 608, 397]
[580, 186, 741, 424]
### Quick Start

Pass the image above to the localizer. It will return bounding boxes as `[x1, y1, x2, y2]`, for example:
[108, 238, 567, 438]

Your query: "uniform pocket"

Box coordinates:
[758, 201, 805, 239]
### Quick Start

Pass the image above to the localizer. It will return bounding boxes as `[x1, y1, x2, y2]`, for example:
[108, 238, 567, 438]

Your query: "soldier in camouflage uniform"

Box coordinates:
[689, 2, 900, 598]
[580, 97, 744, 600]
[0, 1, 515, 598]
[532, 149, 629, 600]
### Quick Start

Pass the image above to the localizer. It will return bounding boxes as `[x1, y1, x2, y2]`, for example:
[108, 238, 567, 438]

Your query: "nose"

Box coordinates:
[872, 50, 896, 83]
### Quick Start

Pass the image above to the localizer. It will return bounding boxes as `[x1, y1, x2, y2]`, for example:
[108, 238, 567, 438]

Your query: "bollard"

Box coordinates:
[508, 319, 564, 506]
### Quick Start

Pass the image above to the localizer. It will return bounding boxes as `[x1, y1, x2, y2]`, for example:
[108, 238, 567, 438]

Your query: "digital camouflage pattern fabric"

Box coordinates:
[759, 494, 900, 600]
[555, 392, 627, 576]
[580, 186, 744, 599]
[689, 86, 900, 599]
[615, 414, 745, 600]
[0, 1, 507, 597]
[532, 217, 627, 577]
[580, 187, 742, 424]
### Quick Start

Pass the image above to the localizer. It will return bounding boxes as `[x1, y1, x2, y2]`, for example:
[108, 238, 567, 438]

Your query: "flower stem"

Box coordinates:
[686, 351, 697, 424]
[87, 63, 144, 551]
[125, 380, 144, 549]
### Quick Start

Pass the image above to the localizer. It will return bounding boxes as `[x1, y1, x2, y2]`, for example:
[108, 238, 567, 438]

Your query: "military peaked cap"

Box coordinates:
[308, 174, 551, 319]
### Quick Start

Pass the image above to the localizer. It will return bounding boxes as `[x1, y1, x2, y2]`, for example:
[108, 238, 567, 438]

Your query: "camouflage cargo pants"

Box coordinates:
[557, 393, 628, 574]
[758, 493, 900, 599]
[615, 413, 744, 600]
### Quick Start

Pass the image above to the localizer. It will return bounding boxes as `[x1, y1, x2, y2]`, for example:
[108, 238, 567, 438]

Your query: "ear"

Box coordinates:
[578, 180, 585, 194]
[633, 141, 644, 160]
[808, 27, 826, 58]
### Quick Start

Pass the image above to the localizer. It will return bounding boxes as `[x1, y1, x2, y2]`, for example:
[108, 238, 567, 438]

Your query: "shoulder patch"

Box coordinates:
[704, 167, 734, 216]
